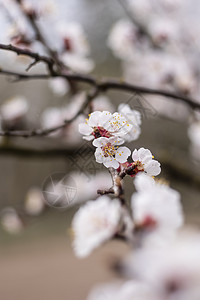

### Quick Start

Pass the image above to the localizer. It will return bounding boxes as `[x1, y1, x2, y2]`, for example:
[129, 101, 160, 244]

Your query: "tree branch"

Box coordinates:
[0, 67, 199, 110]
[0, 43, 55, 74]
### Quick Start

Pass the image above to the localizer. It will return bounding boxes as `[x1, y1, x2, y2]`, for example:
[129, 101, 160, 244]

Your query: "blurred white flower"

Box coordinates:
[0, 96, 28, 129]
[56, 21, 91, 56]
[148, 18, 179, 45]
[131, 174, 184, 233]
[92, 96, 114, 113]
[79, 111, 133, 141]
[123, 230, 200, 300]
[134, 173, 155, 192]
[62, 53, 94, 74]
[93, 137, 131, 169]
[107, 19, 138, 60]
[48, 78, 69, 96]
[131, 148, 161, 176]
[87, 280, 156, 300]
[56, 21, 94, 73]
[118, 104, 141, 142]
[72, 196, 122, 257]
[41, 107, 63, 137]
[0, 207, 23, 234]
[22, 0, 57, 17]
[24, 187, 45, 216]
[127, 0, 152, 21]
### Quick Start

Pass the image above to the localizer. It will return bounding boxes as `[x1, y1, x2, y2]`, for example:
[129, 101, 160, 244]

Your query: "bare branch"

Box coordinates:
[0, 67, 199, 110]
[97, 187, 114, 195]
[0, 43, 55, 74]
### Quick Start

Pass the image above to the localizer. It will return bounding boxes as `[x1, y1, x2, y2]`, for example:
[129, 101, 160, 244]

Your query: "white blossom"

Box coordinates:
[24, 187, 45, 216]
[93, 137, 131, 169]
[56, 21, 91, 56]
[22, 0, 57, 16]
[107, 19, 138, 60]
[41, 107, 63, 137]
[118, 104, 141, 142]
[131, 147, 161, 176]
[148, 18, 180, 46]
[0, 96, 28, 128]
[72, 196, 122, 258]
[48, 78, 69, 96]
[61, 53, 94, 74]
[92, 96, 115, 113]
[131, 174, 184, 233]
[79, 111, 133, 141]
[123, 230, 200, 300]
[0, 207, 23, 234]
[56, 21, 94, 73]
[87, 280, 156, 300]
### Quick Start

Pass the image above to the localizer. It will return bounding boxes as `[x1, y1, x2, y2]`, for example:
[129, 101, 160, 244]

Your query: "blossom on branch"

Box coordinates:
[56, 21, 94, 73]
[131, 174, 184, 235]
[123, 230, 200, 300]
[131, 147, 161, 177]
[72, 196, 122, 258]
[93, 137, 131, 169]
[79, 111, 133, 141]
[118, 104, 141, 142]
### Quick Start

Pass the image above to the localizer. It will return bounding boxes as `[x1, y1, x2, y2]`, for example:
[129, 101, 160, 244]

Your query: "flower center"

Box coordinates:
[92, 126, 111, 139]
[64, 37, 72, 51]
[102, 143, 117, 157]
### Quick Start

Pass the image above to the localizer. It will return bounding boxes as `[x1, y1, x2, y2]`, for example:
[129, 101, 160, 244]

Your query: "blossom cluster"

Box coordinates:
[72, 173, 183, 258]
[79, 105, 160, 174]
[68, 104, 200, 300]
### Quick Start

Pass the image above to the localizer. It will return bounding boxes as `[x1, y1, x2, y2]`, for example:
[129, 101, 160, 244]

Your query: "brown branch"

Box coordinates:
[97, 168, 125, 204]
[0, 67, 199, 110]
[0, 44, 55, 74]
[97, 187, 114, 195]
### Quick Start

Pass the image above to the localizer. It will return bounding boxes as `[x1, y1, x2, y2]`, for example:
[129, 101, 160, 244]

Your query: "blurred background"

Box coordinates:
[0, 0, 200, 299]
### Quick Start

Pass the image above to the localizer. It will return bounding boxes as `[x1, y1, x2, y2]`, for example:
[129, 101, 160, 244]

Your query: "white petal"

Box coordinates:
[132, 149, 139, 161]
[94, 148, 104, 163]
[79, 123, 93, 135]
[137, 148, 152, 162]
[104, 158, 119, 169]
[88, 111, 101, 127]
[145, 160, 161, 176]
[83, 135, 94, 141]
[134, 173, 155, 192]
[115, 146, 131, 163]
[93, 137, 109, 147]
